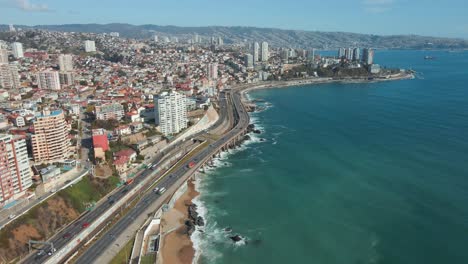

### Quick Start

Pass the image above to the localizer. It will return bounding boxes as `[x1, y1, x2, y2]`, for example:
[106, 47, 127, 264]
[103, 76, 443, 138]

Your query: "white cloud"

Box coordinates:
[363, 0, 395, 13]
[0, 0, 51, 12]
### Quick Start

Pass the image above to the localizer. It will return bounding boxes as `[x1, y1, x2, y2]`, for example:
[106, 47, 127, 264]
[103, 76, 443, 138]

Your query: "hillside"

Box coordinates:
[0, 23, 467, 49]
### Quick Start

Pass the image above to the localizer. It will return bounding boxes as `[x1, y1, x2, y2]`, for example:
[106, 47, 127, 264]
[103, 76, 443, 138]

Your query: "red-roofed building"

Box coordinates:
[92, 128, 109, 161]
[113, 148, 137, 177]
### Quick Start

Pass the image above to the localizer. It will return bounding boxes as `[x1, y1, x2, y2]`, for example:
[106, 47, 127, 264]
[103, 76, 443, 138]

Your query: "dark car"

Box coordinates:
[63, 232, 72, 239]
[82, 222, 90, 228]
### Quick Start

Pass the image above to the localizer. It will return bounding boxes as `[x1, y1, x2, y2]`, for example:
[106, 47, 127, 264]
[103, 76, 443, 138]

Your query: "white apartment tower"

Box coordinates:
[58, 54, 73, 71]
[37, 71, 61, 90]
[31, 109, 70, 163]
[253, 42, 260, 62]
[0, 49, 8, 63]
[11, 42, 24, 58]
[154, 91, 187, 136]
[0, 64, 21, 89]
[0, 134, 33, 204]
[261, 42, 269, 62]
[84, 40, 96, 52]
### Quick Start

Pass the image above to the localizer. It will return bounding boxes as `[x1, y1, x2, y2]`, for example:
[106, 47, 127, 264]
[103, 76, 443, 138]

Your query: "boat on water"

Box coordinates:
[424, 56, 435, 60]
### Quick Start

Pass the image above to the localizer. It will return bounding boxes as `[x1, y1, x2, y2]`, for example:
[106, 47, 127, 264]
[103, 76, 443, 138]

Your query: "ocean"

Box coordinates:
[192, 50, 468, 264]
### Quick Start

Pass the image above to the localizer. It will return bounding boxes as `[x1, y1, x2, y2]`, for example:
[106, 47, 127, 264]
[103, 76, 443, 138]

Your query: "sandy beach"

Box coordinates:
[160, 180, 199, 264]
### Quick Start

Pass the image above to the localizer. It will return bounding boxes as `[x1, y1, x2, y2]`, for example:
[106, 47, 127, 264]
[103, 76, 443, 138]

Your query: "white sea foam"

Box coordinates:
[191, 101, 268, 263]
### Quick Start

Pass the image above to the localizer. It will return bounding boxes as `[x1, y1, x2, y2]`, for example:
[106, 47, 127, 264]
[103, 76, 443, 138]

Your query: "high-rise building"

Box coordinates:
[95, 103, 124, 120]
[0, 49, 8, 63]
[8, 24, 15, 32]
[207, 63, 218, 80]
[345, 48, 353, 61]
[154, 35, 159, 42]
[31, 109, 70, 163]
[84, 40, 96, 52]
[0, 134, 32, 204]
[253, 42, 259, 62]
[244, 54, 254, 68]
[352, 48, 360, 61]
[338, 48, 346, 58]
[11, 42, 24, 59]
[154, 91, 187, 136]
[0, 64, 20, 89]
[59, 72, 74, 86]
[58, 54, 73, 71]
[261, 42, 269, 62]
[362, 48, 375, 65]
[281, 49, 289, 63]
[218, 37, 224, 46]
[37, 71, 61, 90]
[194, 34, 200, 43]
[307, 48, 316, 61]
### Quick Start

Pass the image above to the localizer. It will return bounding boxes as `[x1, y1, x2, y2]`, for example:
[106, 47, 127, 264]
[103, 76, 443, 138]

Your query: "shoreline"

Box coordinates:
[164, 72, 414, 264]
[239, 72, 414, 99]
[159, 180, 199, 264]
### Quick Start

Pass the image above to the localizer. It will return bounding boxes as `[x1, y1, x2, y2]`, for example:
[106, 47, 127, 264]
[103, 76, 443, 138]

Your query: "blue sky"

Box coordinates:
[1, 0, 468, 38]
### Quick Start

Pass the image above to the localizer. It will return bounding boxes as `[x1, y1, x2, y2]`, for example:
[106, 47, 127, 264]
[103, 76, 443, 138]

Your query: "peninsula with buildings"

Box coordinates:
[0, 25, 412, 264]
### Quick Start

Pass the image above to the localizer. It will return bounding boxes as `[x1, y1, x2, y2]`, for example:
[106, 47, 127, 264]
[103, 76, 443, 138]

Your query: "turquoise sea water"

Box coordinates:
[192, 50, 468, 264]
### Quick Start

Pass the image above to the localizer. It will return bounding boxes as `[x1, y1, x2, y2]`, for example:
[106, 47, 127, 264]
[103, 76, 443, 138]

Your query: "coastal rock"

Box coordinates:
[185, 220, 196, 235]
[230, 235, 243, 242]
[243, 135, 251, 141]
[253, 129, 262, 134]
[259, 138, 265, 142]
[224, 227, 232, 232]
[195, 216, 205, 226]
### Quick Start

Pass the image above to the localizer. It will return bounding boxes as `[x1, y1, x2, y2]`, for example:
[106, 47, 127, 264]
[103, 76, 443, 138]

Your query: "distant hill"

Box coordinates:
[1, 23, 467, 49]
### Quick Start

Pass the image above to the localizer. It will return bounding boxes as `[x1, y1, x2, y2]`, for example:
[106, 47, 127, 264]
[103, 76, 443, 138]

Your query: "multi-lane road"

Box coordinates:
[75, 90, 249, 264]
[22, 90, 240, 264]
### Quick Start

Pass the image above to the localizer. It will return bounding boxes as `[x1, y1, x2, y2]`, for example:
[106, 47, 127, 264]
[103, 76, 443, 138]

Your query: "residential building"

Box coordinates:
[338, 48, 346, 58]
[84, 40, 96, 52]
[31, 109, 70, 163]
[353, 48, 360, 61]
[362, 48, 375, 65]
[261, 42, 269, 62]
[110, 32, 120, 37]
[92, 128, 109, 161]
[154, 91, 187, 136]
[37, 71, 61, 90]
[95, 103, 124, 120]
[59, 72, 74, 86]
[253, 42, 259, 62]
[0, 134, 32, 204]
[0, 64, 21, 89]
[11, 42, 24, 59]
[307, 48, 316, 61]
[345, 48, 353, 61]
[58, 54, 73, 71]
[207, 63, 218, 80]
[244, 54, 254, 68]
[0, 49, 8, 63]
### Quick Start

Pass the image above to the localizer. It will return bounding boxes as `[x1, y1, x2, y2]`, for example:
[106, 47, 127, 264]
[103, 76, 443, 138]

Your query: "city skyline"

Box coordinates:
[0, 0, 467, 38]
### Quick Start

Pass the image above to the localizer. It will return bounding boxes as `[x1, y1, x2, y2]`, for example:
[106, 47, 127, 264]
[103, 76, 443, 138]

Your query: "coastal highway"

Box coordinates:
[22, 92, 233, 264]
[75, 90, 249, 264]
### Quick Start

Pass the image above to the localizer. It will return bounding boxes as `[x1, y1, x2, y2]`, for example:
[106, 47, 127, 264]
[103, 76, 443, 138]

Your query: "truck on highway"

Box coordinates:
[125, 178, 134, 185]
[188, 161, 196, 169]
